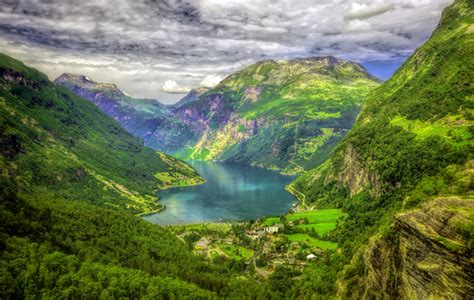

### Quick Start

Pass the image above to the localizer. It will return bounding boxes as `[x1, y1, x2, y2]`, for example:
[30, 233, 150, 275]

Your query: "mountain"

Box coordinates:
[0, 54, 203, 214]
[290, 0, 473, 298]
[173, 56, 380, 173]
[54, 74, 200, 152]
[58, 57, 380, 174]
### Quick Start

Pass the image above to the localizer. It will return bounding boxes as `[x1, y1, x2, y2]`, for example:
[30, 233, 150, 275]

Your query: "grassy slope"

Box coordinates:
[177, 57, 379, 173]
[0, 53, 203, 214]
[290, 0, 473, 297]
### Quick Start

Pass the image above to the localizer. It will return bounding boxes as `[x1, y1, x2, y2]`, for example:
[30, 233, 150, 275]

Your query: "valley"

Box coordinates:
[169, 208, 345, 278]
[57, 56, 380, 174]
[0, 0, 473, 298]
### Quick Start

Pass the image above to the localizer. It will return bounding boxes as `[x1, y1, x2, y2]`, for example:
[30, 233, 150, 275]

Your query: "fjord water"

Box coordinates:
[144, 161, 297, 225]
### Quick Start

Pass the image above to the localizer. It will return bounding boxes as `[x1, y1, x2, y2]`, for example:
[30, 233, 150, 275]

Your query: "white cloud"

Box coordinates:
[161, 80, 190, 94]
[199, 75, 224, 88]
[0, 0, 454, 102]
[345, 3, 394, 20]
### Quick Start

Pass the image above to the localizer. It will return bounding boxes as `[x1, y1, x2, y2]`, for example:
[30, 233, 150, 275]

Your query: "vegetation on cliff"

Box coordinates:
[290, 0, 473, 297]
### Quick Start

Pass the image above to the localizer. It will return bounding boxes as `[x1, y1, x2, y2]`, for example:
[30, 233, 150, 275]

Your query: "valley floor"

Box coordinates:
[167, 208, 345, 278]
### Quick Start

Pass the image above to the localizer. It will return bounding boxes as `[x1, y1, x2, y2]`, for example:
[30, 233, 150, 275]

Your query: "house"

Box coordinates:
[195, 237, 209, 250]
[264, 223, 285, 234]
[306, 253, 317, 260]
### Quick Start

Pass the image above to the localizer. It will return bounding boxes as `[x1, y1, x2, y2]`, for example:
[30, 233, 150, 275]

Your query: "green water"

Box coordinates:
[144, 161, 297, 225]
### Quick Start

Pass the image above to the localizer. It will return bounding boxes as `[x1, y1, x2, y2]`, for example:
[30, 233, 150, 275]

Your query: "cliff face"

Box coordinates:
[171, 87, 209, 110]
[291, 0, 473, 297]
[55, 74, 200, 152]
[363, 197, 474, 299]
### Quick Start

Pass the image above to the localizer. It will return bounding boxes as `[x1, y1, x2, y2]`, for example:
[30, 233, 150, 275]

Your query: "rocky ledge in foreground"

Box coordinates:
[364, 197, 474, 299]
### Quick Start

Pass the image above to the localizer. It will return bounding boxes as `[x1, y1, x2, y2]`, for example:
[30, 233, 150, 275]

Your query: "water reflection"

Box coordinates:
[143, 161, 297, 225]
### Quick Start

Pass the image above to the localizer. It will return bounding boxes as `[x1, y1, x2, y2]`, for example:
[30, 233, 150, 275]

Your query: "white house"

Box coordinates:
[264, 223, 285, 233]
[306, 253, 317, 260]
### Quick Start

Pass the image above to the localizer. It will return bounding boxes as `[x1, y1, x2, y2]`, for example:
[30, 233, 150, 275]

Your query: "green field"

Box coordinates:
[295, 223, 338, 235]
[262, 217, 281, 226]
[288, 209, 343, 223]
[287, 234, 338, 250]
[218, 244, 254, 260]
[289, 209, 344, 235]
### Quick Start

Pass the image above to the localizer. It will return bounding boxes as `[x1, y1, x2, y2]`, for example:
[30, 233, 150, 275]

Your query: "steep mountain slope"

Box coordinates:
[58, 57, 379, 174]
[0, 53, 203, 214]
[290, 0, 473, 298]
[0, 53, 273, 298]
[173, 57, 380, 173]
[55, 73, 199, 152]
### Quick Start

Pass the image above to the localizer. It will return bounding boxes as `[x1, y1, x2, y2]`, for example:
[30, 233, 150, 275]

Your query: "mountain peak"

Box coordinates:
[219, 56, 377, 89]
[55, 73, 120, 91]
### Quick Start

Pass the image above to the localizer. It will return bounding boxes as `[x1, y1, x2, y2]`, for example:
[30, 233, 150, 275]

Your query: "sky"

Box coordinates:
[0, 0, 453, 103]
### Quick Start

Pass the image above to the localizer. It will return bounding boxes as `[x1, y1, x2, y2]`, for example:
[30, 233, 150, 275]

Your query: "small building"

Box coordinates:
[195, 237, 209, 250]
[306, 253, 317, 260]
[264, 223, 285, 233]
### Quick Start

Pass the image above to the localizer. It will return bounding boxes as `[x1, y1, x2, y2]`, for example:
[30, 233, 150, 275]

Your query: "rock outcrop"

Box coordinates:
[363, 197, 474, 299]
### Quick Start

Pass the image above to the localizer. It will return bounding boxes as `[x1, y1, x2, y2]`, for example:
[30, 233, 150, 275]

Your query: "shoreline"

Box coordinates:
[142, 162, 302, 222]
[136, 205, 166, 217]
[148, 177, 207, 217]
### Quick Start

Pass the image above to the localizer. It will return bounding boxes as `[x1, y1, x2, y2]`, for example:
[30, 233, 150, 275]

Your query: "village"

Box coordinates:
[169, 209, 344, 277]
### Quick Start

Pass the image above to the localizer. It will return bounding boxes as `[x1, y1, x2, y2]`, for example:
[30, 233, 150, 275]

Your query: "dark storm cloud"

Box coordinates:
[0, 0, 453, 102]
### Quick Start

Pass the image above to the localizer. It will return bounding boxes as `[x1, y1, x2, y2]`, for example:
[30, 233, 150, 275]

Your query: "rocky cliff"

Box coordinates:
[55, 74, 199, 152]
[363, 197, 473, 299]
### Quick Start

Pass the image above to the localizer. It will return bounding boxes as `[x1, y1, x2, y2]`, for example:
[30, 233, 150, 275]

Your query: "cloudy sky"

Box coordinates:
[0, 0, 452, 103]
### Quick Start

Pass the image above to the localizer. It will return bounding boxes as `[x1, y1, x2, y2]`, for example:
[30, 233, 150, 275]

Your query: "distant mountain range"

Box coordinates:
[57, 56, 380, 174]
